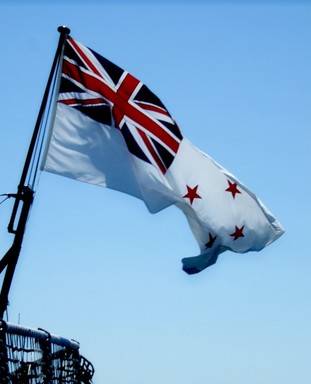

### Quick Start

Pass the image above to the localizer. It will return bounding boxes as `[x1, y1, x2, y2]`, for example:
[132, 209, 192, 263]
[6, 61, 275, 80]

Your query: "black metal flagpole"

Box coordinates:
[0, 26, 70, 319]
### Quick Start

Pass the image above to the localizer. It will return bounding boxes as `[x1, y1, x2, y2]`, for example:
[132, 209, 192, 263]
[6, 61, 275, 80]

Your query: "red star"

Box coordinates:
[205, 233, 217, 249]
[183, 185, 201, 205]
[226, 180, 241, 199]
[230, 225, 245, 241]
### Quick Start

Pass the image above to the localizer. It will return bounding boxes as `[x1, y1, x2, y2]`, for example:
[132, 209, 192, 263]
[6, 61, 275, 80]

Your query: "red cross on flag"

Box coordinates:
[43, 36, 284, 274]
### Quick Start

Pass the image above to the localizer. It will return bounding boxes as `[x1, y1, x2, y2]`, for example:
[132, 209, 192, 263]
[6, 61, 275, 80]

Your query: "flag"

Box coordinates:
[43, 36, 284, 274]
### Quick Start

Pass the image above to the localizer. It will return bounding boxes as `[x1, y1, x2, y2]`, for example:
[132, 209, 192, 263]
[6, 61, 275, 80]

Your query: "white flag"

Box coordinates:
[43, 36, 284, 274]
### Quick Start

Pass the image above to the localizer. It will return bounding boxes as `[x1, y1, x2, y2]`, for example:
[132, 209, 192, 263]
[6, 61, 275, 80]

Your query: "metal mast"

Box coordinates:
[0, 26, 70, 319]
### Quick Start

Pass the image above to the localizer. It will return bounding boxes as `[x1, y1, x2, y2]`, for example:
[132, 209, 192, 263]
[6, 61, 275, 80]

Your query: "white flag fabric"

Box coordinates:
[165, 139, 283, 273]
[43, 36, 284, 274]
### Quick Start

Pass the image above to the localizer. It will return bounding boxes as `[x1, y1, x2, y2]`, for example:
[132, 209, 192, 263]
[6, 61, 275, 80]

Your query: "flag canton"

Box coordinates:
[58, 37, 183, 174]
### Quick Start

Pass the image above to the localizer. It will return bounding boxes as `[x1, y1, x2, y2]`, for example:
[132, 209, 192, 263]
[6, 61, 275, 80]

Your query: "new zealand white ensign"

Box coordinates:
[43, 36, 284, 274]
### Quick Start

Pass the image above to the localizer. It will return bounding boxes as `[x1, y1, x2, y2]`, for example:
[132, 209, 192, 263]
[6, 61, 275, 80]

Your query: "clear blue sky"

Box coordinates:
[0, 1, 310, 383]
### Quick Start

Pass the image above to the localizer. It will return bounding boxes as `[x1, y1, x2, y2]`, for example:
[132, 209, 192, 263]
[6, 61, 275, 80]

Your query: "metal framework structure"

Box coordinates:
[0, 320, 94, 383]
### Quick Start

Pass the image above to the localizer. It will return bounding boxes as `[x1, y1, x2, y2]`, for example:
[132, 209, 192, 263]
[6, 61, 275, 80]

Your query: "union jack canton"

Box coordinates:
[58, 37, 183, 175]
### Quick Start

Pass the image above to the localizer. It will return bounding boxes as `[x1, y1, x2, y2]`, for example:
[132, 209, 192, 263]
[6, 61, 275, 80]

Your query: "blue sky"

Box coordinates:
[0, 1, 310, 383]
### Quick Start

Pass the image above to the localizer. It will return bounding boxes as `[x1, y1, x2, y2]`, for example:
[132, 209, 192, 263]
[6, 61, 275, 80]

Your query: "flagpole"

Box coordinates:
[0, 26, 70, 319]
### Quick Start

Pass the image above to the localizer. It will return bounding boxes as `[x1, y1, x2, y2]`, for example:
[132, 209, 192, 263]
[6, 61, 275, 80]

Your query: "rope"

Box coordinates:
[0, 195, 10, 206]
[26, 54, 62, 191]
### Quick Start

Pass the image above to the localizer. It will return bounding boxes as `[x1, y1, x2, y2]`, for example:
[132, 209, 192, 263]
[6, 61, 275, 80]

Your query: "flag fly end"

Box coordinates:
[182, 253, 219, 275]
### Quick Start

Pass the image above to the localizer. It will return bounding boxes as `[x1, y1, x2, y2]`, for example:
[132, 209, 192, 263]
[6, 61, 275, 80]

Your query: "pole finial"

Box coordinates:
[57, 26, 71, 35]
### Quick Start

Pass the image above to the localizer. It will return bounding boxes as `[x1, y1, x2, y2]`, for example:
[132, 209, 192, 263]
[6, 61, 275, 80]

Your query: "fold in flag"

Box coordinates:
[43, 36, 284, 274]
